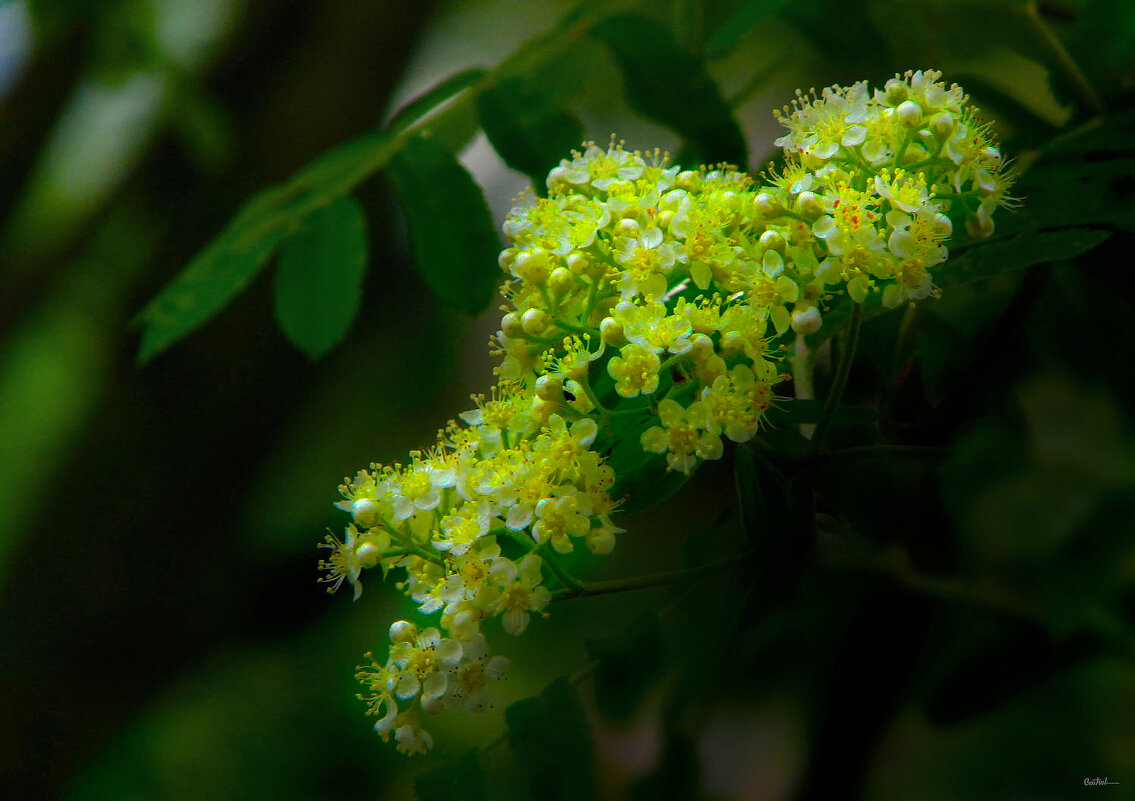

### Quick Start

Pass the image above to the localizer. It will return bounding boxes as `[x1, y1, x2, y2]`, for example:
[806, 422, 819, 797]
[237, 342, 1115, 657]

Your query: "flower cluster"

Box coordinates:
[322, 69, 1013, 754]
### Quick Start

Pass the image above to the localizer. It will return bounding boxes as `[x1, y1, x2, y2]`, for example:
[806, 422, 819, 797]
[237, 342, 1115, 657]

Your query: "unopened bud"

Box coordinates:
[351, 499, 380, 528]
[600, 317, 627, 347]
[614, 218, 641, 238]
[929, 111, 955, 139]
[389, 620, 417, 644]
[512, 248, 551, 284]
[797, 191, 824, 218]
[759, 228, 787, 253]
[521, 308, 550, 335]
[884, 78, 909, 106]
[896, 100, 922, 127]
[791, 306, 823, 335]
[755, 192, 782, 219]
[548, 267, 574, 295]
[500, 312, 524, 339]
[566, 253, 590, 274]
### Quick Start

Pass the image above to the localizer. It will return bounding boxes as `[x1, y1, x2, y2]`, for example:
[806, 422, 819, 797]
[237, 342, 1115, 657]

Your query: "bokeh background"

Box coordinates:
[2, 1, 1134, 799]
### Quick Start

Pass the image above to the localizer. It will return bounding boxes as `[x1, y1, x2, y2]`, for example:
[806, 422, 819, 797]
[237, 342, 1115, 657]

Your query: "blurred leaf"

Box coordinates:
[585, 612, 666, 719]
[592, 15, 748, 166]
[477, 76, 583, 192]
[415, 749, 486, 801]
[939, 228, 1111, 288]
[273, 195, 368, 360]
[506, 677, 595, 801]
[385, 135, 501, 314]
[136, 69, 488, 363]
[705, 0, 791, 56]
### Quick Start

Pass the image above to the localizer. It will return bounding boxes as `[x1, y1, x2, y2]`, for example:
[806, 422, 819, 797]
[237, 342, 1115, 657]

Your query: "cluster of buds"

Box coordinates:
[322, 69, 1014, 753]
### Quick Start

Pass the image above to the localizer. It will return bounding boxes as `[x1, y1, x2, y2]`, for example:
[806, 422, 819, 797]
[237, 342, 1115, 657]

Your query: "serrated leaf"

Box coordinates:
[136, 68, 486, 364]
[414, 749, 485, 801]
[477, 77, 583, 192]
[705, 0, 791, 56]
[585, 612, 666, 719]
[506, 677, 595, 801]
[386, 136, 501, 314]
[273, 195, 368, 359]
[592, 15, 747, 166]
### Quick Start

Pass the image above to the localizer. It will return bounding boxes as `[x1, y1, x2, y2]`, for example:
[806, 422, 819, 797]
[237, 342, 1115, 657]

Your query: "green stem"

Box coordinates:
[793, 332, 817, 439]
[554, 316, 600, 338]
[541, 547, 584, 593]
[392, 526, 445, 567]
[809, 301, 863, 456]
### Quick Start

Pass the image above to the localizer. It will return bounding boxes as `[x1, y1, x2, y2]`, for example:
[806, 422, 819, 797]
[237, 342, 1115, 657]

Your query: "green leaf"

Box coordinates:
[477, 77, 583, 191]
[506, 677, 595, 801]
[592, 15, 748, 166]
[585, 612, 666, 719]
[705, 0, 791, 56]
[136, 69, 487, 364]
[939, 228, 1112, 288]
[385, 135, 502, 314]
[415, 749, 486, 801]
[135, 218, 286, 365]
[272, 195, 368, 359]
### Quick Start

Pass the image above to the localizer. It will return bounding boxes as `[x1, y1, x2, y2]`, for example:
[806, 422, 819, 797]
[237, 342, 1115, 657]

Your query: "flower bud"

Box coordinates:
[896, 100, 922, 128]
[600, 317, 627, 347]
[512, 248, 551, 284]
[566, 252, 590, 274]
[521, 308, 550, 335]
[389, 620, 417, 644]
[548, 267, 574, 295]
[790, 305, 823, 335]
[500, 312, 524, 338]
[677, 170, 701, 190]
[929, 111, 954, 139]
[797, 191, 824, 218]
[614, 218, 641, 238]
[355, 540, 381, 569]
[884, 78, 909, 106]
[759, 228, 787, 253]
[535, 375, 564, 401]
[755, 192, 781, 219]
[351, 498, 380, 528]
